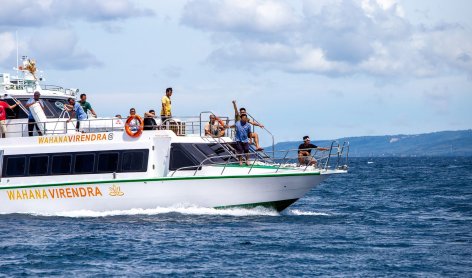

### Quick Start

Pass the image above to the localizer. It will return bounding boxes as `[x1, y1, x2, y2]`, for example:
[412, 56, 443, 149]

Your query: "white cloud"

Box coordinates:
[27, 29, 102, 70]
[182, 0, 298, 34]
[182, 0, 472, 79]
[0, 0, 154, 28]
[0, 0, 152, 70]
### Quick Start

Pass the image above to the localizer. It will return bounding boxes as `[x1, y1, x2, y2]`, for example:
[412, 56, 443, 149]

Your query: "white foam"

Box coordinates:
[285, 209, 331, 216]
[30, 205, 281, 218]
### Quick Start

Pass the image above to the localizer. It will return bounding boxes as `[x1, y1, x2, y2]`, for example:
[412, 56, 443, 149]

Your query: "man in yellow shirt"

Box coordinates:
[160, 87, 172, 122]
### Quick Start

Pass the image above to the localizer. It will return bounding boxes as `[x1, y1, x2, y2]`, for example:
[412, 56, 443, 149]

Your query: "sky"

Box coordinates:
[0, 0, 471, 143]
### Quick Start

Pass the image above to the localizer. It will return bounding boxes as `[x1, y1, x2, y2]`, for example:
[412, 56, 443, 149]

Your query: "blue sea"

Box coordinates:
[1, 157, 471, 277]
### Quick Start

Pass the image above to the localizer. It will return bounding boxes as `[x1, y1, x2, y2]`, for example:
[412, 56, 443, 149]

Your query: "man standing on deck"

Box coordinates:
[0, 99, 19, 138]
[161, 87, 172, 123]
[24, 91, 45, 136]
[229, 114, 252, 166]
[298, 136, 328, 166]
[79, 93, 97, 118]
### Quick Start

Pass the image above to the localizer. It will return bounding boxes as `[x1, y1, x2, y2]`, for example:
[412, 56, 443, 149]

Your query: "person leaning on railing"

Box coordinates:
[298, 135, 329, 167]
[64, 98, 88, 132]
[0, 99, 19, 138]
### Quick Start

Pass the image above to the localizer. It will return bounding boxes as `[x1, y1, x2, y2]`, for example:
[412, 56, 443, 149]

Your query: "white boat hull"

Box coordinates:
[0, 172, 327, 214]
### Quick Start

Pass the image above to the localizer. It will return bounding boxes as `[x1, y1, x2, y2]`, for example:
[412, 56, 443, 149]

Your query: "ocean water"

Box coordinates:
[1, 157, 471, 277]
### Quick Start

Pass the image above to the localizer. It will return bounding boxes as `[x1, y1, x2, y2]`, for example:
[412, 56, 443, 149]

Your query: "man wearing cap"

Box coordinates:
[298, 136, 328, 166]
[0, 99, 20, 138]
[24, 91, 45, 136]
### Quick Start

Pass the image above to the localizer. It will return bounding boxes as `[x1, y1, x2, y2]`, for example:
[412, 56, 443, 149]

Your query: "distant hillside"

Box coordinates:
[272, 130, 472, 157]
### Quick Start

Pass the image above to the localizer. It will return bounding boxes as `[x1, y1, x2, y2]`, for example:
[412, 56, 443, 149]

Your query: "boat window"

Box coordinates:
[29, 155, 49, 176]
[121, 150, 148, 172]
[51, 155, 72, 175]
[42, 99, 67, 118]
[74, 153, 95, 174]
[5, 156, 26, 177]
[169, 143, 236, 171]
[98, 152, 119, 173]
[3, 99, 27, 119]
[194, 143, 234, 163]
[2, 149, 148, 177]
[3, 98, 68, 119]
[169, 144, 200, 171]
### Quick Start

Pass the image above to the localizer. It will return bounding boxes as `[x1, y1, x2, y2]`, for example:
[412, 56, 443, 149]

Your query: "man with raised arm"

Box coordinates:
[228, 114, 253, 166]
[232, 100, 264, 151]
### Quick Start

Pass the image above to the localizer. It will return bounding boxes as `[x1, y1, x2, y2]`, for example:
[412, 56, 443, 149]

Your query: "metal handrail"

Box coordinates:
[243, 112, 275, 159]
[170, 141, 349, 177]
[0, 117, 125, 137]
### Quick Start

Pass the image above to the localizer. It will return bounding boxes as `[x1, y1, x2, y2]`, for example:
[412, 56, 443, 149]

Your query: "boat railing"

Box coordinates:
[244, 112, 275, 158]
[1, 117, 126, 137]
[170, 140, 349, 177]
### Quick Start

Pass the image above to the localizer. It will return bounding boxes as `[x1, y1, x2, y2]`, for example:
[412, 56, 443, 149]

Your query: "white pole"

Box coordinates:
[16, 30, 19, 73]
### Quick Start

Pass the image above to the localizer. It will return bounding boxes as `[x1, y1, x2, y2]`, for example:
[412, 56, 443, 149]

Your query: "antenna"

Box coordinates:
[16, 30, 19, 75]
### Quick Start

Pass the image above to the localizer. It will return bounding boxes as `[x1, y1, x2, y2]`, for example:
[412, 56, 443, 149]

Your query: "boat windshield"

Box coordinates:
[169, 143, 238, 171]
[3, 98, 68, 119]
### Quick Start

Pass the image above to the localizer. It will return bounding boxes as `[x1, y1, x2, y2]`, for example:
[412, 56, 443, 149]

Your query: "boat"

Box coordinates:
[0, 58, 349, 214]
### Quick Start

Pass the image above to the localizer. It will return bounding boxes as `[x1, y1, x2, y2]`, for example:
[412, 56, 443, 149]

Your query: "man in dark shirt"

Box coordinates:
[143, 110, 158, 130]
[298, 135, 328, 166]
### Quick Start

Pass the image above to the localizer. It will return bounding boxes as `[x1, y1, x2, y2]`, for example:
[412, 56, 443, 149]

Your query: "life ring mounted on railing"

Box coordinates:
[125, 115, 144, 138]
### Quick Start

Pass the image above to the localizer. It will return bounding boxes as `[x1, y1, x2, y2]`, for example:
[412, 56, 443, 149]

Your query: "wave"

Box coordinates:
[29, 205, 282, 218]
[284, 209, 331, 216]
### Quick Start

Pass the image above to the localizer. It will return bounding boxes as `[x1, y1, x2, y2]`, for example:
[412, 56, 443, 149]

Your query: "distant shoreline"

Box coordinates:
[272, 129, 472, 157]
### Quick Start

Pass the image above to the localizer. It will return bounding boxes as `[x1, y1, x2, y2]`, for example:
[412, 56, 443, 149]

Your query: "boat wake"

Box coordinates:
[284, 209, 331, 216]
[15, 206, 332, 218]
[30, 205, 281, 218]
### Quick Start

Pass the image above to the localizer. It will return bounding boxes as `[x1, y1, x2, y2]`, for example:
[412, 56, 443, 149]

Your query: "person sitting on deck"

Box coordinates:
[232, 100, 264, 151]
[143, 110, 158, 130]
[298, 136, 329, 166]
[204, 115, 225, 137]
[127, 108, 140, 132]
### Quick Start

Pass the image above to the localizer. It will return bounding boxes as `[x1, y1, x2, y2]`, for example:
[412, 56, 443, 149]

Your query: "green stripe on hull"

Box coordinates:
[0, 172, 320, 191]
[214, 198, 299, 212]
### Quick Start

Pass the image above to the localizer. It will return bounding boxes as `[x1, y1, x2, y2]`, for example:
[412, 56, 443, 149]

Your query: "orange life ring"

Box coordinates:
[125, 115, 144, 138]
